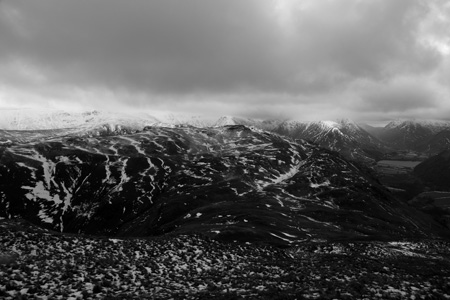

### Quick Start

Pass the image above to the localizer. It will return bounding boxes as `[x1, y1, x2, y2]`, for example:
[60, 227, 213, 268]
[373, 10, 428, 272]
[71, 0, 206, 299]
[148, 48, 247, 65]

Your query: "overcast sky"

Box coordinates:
[0, 0, 449, 123]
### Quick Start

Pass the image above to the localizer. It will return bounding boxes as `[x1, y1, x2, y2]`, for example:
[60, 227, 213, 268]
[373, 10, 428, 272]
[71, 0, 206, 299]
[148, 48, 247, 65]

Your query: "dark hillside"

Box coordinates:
[414, 150, 450, 191]
[0, 126, 445, 246]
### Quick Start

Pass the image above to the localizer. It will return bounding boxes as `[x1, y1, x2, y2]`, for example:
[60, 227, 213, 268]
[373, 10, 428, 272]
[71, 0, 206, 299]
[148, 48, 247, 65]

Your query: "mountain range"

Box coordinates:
[363, 120, 450, 155]
[1, 109, 449, 245]
[272, 119, 387, 163]
[3, 109, 450, 162]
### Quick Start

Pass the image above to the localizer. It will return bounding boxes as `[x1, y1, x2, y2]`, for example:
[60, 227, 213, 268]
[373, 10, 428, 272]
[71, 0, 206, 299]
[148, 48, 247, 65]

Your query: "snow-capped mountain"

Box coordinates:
[273, 119, 386, 163]
[0, 109, 164, 144]
[214, 115, 241, 126]
[0, 125, 442, 245]
[3, 109, 449, 160]
[0, 109, 160, 131]
[376, 120, 450, 151]
[385, 119, 450, 133]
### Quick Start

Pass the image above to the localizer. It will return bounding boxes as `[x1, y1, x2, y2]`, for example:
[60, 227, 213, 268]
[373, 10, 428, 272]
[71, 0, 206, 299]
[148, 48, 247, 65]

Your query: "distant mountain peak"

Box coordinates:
[272, 118, 385, 163]
[215, 115, 238, 126]
[317, 120, 340, 129]
[303, 119, 361, 134]
[337, 118, 359, 127]
[212, 115, 282, 130]
[385, 119, 450, 130]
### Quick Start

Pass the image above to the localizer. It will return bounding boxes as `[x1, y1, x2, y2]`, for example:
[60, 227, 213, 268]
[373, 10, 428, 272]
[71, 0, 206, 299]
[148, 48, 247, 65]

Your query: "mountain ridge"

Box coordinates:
[2, 109, 450, 162]
[272, 119, 387, 163]
[374, 120, 450, 153]
[0, 124, 444, 246]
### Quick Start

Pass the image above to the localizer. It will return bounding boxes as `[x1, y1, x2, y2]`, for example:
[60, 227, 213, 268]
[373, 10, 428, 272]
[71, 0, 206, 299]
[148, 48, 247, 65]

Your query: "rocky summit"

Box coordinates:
[0, 125, 443, 246]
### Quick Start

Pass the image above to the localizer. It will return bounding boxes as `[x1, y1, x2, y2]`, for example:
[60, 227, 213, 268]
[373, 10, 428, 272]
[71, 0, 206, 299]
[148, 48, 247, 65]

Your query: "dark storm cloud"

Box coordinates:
[0, 0, 288, 93]
[0, 0, 449, 121]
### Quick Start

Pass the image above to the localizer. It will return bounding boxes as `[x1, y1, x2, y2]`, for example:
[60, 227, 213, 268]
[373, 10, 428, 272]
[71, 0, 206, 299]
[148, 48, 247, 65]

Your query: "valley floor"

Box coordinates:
[1, 219, 450, 300]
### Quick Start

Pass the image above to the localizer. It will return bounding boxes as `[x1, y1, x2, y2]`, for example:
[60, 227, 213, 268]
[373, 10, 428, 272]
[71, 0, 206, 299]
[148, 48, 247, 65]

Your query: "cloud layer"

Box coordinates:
[0, 0, 449, 122]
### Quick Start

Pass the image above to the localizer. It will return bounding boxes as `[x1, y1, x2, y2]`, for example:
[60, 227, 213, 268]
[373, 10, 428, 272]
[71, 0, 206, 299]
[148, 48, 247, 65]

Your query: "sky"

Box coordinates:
[0, 0, 449, 123]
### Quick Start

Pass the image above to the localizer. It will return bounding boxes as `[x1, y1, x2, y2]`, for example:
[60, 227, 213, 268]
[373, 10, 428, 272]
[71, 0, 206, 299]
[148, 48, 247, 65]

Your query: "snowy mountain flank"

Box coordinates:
[0, 124, 444, 245]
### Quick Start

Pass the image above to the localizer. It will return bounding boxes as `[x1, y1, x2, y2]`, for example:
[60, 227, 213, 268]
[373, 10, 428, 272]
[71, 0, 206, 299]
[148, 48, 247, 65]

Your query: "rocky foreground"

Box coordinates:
[1, 219, 450, 300]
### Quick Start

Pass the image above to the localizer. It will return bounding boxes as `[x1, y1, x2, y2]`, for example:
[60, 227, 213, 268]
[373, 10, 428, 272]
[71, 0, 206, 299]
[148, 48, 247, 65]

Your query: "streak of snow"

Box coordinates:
[116, 158, 130, 192]
[119, 136, 146, 155]
[102, 155, 112, 184]
[37, 209, 53, 224]
[281, 232, 297, 238]
[310, 180, 331, 188]
[269, 232, 294, 243]
[299, 214, 338, 228]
